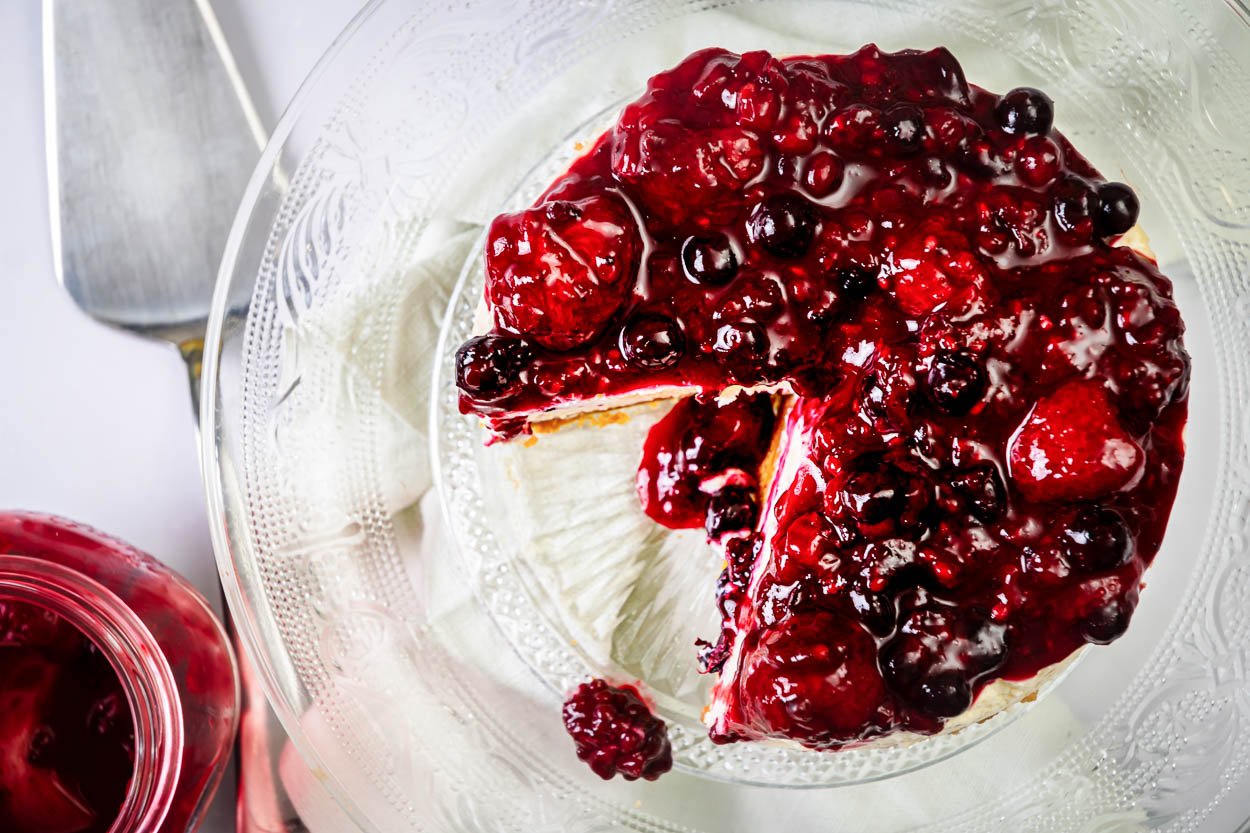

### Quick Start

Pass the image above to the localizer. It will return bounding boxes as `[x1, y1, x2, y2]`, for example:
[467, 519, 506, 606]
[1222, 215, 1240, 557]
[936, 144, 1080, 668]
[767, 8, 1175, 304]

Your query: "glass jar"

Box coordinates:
[0, 512, 239, 833]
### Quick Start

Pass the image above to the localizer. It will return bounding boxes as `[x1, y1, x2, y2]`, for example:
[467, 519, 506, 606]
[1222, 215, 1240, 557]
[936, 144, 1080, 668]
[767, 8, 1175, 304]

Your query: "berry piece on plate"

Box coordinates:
[562, 679, 673, 781]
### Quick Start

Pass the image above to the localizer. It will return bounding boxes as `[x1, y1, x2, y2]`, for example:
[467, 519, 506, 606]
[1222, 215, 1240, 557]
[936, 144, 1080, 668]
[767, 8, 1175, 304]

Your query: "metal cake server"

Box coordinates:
[45, 1, 313, 830]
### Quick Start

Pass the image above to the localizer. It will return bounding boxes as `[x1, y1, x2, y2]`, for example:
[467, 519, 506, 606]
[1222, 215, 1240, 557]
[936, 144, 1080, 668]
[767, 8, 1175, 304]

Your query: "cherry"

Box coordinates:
[803, 151, 845, 197]
[882, 103, 926, 154]
[681, 233, 739, 286]
[705, 488, 758, 539]
[1014, 136, 1062, 187]
[619, 314, 684, 369]
[948, 463, 1006, 522]
[562, 679, 672, 781]
[1061, 506, 1133, 572]
[995, 87, 1054, 136]
[454, 334, 531, 398]
[1094, 181, 1139, 237]
[926, 351, 986, 415]
[747, 194, 818, 258]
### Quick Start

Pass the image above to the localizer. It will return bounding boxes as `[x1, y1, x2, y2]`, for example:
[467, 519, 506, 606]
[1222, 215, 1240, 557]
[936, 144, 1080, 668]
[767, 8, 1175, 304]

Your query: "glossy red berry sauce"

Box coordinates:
[0, 600, 134, 833]
[460, 45, 1189, 751]
[636, 393, 776, 535]
[562, 678, 673, 781]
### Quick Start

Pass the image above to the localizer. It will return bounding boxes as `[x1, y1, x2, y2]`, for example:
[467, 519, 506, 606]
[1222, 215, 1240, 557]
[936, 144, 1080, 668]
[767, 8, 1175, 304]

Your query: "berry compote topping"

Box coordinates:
[636, 393, 777, 536]
[461, 45, 1189, 753]
[562, 679, 673, 781]
[0, 600, 134, 833]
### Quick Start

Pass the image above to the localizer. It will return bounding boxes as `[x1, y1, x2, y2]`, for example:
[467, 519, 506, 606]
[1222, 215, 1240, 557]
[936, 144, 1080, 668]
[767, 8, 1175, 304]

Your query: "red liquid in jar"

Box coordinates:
[1, 600, 135, 833]
[0, 514, 238, 833]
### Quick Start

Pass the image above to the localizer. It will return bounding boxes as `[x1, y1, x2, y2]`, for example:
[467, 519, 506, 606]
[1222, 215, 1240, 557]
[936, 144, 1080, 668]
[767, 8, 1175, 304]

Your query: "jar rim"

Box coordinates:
[0, 554, 184, 833]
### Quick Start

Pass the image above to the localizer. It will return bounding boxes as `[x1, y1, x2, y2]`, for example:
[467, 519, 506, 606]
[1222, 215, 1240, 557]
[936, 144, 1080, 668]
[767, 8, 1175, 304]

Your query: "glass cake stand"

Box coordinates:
[203, 1, 1250, 830]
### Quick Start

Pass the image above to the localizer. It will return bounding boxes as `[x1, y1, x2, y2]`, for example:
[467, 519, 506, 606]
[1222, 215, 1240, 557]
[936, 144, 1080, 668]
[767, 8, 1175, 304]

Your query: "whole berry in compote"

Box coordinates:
[1008, 379, 1144, 502]
[948, 463, 1006, 522]
[713, 321, 770, 363]
[455, 334, 532, 399]
[1079, 598, 1132, 644]
[737, 612, 886, 744]
[882, 104, 926, 155]
[995, 87, 1054, 136]
[1052, 177, 1097, 237]
[880, 603, 1006, 720]
[484, 193, 640, 350]
[926, 351, 986, 415]
[1060, 506, 1134, 572]
[836, 264, 879, 302]
[842, 466, 907, 525]
[562, 679, 672, 781]
[706, 487, 758, 539]
[747, 194, 818, 258]
[803, 151, 845, 197]
[611, 120, 765, 225]
[1094, 181, 1140, 237]
[681, 233, 738, 286]
[1014, 136, 1062, 187]
[838, 455, 933, 536]
[619, 314, 685, 369]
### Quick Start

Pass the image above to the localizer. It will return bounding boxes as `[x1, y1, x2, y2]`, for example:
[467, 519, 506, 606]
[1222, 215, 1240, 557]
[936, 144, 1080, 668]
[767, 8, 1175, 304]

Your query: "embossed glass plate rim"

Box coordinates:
[203, 0, 1250, 829]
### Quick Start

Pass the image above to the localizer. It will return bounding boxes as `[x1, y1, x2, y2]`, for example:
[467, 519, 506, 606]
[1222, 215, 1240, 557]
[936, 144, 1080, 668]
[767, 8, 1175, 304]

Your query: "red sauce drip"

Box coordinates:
[0, 601, 134, 833]
[460, 45, 1190, 751]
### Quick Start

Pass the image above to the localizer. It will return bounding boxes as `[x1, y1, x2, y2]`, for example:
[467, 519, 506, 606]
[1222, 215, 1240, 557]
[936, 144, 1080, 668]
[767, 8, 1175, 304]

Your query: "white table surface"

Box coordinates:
[0, 2, 361, 830]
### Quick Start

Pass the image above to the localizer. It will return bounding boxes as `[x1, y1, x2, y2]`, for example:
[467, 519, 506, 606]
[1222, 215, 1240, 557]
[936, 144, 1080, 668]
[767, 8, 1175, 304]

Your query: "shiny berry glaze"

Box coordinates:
[562, 679, 673, 781]
[461, 46, 1189, 750]
[636, 393, 776, 534]
[0, 601, 133, 833]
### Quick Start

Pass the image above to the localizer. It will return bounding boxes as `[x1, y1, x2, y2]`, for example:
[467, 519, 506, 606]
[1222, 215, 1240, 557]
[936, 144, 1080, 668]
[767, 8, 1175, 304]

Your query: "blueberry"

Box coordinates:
[926, 351, 986, 415]
[454, 334, 532, 398]
[705, 488, 758, 539]
[1062, 507, 1134, 572]
[949, 463, 1006, 522]
[995, 87, 1054, 136]
[836, 264, 879, 301]
[843, 466, 906, 525]
[681, 233, 739, 286]
[848, 587, 897, 638]
[882, 104, 927, 154]
[1079, 599, 1131, 644]
[914, 671, 973, 718]
[619, 314, 684, 369]
[747, 194, 817, 258]
[1094, 181, 1139, 237]
[712, 321, 769, 357]
[1052, 178, 1097, 235]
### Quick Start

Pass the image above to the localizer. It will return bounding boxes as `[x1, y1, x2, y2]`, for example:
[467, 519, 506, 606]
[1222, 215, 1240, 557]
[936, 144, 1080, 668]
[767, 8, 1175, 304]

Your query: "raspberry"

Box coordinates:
[484, 194, 640, 350]
[611, 121, 765, 226]
[1008, 379, 1145, 502]
[562, 679, 672, 781]
[738, 612, 886, 745]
